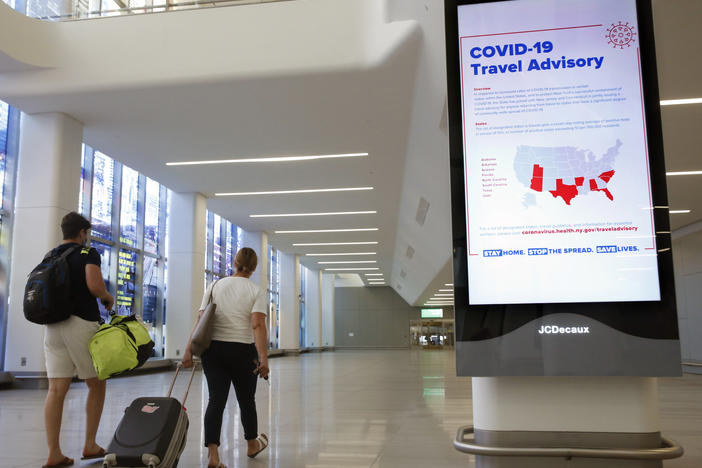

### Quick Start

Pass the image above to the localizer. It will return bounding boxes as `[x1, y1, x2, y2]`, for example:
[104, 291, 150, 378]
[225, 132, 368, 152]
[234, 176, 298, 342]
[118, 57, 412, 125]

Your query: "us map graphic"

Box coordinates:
[514, 140, 621, 206]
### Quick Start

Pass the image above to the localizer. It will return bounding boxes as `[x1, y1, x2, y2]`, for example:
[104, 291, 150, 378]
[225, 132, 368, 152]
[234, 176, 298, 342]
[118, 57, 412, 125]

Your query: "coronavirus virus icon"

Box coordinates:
[606, 21, 636, 49]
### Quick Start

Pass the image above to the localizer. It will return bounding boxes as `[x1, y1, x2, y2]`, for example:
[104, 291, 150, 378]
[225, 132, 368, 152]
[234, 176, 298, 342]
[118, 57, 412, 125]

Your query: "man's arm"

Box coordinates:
[252, 312, 269, 379]
[85, 264, 114, 310]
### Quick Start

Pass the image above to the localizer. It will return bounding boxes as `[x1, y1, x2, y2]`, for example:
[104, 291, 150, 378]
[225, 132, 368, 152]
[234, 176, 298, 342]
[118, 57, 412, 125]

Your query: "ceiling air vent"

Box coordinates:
[400, 270, 407, 278]
[416, 197, 430, 226]
[406, 245, 415, 259]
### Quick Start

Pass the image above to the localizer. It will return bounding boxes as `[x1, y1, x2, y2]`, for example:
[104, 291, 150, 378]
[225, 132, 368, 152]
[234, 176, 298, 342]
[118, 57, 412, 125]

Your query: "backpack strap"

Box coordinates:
[43, 244, 81, 261]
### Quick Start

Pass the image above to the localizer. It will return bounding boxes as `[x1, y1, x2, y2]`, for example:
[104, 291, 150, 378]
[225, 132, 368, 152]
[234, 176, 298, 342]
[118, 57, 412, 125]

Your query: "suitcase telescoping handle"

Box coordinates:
[167, 362, 197, 406]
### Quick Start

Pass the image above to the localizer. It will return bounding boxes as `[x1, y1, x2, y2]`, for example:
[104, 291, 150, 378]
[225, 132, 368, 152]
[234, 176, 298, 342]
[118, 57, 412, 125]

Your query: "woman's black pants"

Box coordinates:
[201, 340, 259, 445]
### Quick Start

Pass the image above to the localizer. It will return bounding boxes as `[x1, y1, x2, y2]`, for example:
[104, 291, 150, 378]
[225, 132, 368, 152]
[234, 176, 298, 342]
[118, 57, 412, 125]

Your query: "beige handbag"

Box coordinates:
[190, 279, 219, 357]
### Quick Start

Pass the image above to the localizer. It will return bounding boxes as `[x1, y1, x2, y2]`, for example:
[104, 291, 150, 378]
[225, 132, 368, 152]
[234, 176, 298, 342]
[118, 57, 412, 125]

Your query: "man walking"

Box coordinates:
[42, 212, 114, 468]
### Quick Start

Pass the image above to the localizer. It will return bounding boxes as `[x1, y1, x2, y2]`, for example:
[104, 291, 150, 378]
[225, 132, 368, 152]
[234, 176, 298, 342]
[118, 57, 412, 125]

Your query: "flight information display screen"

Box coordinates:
[457, 0, 661, 305]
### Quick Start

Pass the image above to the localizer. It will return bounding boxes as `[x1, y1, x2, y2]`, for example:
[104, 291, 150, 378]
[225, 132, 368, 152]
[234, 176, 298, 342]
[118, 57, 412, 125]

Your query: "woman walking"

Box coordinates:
[183, 247, 269, 468]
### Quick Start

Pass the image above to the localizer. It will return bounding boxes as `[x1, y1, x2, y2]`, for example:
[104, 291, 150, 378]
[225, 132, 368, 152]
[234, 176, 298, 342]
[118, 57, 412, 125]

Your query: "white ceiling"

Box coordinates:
[0, 0, 700, 307]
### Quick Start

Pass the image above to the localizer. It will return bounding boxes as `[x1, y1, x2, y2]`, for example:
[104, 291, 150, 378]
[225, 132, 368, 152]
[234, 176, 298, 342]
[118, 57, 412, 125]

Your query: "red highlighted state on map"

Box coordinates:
[589, 171, 615, 201]
[530, 164, 544, 191]
[549, 179, 580, 205]
[530, 166, 616, 205]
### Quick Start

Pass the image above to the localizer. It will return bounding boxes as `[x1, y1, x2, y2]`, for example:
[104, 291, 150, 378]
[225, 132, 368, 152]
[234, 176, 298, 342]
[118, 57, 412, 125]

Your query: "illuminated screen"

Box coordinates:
[421, 309, 444, 319]
[458, 0, 661, 304]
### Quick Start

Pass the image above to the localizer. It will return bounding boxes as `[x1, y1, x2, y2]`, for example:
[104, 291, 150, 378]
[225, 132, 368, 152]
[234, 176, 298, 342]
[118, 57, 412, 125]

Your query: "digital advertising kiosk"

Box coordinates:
[444, 0, 683, 465]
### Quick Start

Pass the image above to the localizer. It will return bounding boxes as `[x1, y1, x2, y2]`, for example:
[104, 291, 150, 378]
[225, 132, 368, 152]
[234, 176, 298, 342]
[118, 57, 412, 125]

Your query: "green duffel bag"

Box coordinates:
[89, 315, 155, 380]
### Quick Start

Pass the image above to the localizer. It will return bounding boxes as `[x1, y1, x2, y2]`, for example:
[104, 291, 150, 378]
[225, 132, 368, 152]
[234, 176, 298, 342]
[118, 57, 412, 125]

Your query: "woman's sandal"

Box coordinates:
[247, 433, 268, 458]
[81, 447, 106, 460]
[41, 456, 74, 468]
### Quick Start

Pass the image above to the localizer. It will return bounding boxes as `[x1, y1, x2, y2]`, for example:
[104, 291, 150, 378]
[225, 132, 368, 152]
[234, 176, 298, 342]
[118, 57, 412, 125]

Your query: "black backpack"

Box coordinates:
[23, 245, 81, 324]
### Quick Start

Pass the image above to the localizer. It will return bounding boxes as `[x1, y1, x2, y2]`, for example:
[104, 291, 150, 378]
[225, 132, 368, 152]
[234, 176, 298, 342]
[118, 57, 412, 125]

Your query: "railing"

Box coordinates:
[454, 426, 684, 461]
[7, 0, 292, 21]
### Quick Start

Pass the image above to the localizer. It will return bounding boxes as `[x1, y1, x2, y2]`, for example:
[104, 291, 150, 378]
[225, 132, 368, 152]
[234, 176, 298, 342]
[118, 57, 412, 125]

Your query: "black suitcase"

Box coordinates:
[103, 363, 196, 468]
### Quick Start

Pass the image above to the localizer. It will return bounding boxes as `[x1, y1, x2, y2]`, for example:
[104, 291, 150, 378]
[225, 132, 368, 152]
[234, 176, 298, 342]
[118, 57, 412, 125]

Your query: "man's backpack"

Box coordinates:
[23, 245, 81, 324]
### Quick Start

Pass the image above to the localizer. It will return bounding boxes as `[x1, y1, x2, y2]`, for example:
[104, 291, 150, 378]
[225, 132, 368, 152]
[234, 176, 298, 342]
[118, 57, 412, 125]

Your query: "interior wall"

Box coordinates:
[334, 286, 419, 348]
[673, 229, 702, 369]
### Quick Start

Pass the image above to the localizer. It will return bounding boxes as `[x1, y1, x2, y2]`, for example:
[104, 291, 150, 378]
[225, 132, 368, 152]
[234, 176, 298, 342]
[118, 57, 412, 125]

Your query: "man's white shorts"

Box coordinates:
[44, 315, 99, 380]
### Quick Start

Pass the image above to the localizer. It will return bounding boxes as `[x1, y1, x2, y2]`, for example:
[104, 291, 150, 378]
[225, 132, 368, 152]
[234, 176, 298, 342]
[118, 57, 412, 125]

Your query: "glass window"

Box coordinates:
[91, 152, 114, 241]
[0, 101, 8, 209]
[144, 177, 160, 255]
[142, 256, 159, 336]
[120, 166, 139, 248]
[225, 222, 234, 276]
[117, 249, 138, 316]
[213, 214, 222, 276]
[91, 241, 113, 320]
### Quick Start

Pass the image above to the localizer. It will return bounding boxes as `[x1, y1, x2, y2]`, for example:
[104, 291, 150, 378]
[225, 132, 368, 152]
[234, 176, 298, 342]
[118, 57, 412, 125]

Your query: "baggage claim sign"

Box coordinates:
[444, 0, 681, 376]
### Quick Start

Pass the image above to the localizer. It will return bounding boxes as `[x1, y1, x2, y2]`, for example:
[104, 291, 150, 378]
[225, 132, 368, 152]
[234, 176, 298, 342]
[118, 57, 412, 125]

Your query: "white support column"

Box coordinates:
[4, 113, 83, 373]
[278, 252, 300, 351]
[302, 267, 322, 348]
[164, 192, 206, 359]
[321, 272, 335, 347]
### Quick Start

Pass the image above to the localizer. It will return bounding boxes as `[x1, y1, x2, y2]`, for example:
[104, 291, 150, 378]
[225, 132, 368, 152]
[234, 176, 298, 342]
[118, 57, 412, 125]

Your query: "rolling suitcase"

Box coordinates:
[103, 363, 196, 468]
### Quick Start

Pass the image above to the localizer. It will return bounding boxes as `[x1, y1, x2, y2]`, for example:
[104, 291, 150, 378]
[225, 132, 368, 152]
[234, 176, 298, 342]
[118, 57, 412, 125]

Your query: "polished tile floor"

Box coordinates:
[0, 350, 700, 468]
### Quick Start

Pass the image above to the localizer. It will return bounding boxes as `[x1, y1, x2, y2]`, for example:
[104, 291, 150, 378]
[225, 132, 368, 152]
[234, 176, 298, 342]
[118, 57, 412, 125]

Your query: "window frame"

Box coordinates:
[79, 146, 168, 356]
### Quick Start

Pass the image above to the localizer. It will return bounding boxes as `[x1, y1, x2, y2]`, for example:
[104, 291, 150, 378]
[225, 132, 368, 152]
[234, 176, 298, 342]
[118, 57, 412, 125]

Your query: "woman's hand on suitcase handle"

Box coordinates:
[182, 348, 194, 369]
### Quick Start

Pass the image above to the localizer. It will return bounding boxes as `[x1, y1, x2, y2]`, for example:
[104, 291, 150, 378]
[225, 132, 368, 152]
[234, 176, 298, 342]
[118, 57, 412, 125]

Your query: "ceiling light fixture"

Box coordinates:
[439, 289, 453, 292]
[318, 261, 377, 264]
[294, 241, 378, 246]
[365, 273, 384, 276]
[660, 98, 702, 106]
[216, 187, 374, 197]
[306, 252, 377, 256]
[166, 152, 369, 166]
[445, 283, 454, 286]
[324, 268, 380, 271]
[251, 210, 377, 218]
[434, 294, 454, 297]
[666, 170, 702, 176]
[669, 210, 691, 214]
[276, 228, 378, 234]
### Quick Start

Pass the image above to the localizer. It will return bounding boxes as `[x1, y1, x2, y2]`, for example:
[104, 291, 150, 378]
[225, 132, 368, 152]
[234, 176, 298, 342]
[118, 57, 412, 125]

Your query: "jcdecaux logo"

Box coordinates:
[538, 325, 590, 335]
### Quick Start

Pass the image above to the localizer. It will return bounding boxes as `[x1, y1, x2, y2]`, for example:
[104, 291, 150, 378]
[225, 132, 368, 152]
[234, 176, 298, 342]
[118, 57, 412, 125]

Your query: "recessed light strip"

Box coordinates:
[216, 187, 374, 197]
[167, 152, 369, 166]
[667, 171, 702, 176]
[365, 273, 384, 276]
[251, 211, 377, 218]
[276, 228, 378, 234]
[670, 210, 691, 214]
[318, 261, 377, 264]
[325, 268, 379, 271]
[306, 252, 377, 256]
[294, 242, 378, 246]
[660, 98, 702, 106]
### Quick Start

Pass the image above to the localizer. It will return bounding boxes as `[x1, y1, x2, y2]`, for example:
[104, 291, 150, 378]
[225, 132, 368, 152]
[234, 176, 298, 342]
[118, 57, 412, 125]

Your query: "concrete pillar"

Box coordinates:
[4, 113, 83, 373]
[302, 267, 322, 348]
[321, 272, 335, 347]
[472, 377, 662, 468]
[278, 252, 300, 351]
[164, 192, 206, 359]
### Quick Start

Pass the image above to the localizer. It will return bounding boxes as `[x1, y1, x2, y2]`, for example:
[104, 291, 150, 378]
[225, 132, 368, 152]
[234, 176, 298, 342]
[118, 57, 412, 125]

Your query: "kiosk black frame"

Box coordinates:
[444, 0, 681, 376]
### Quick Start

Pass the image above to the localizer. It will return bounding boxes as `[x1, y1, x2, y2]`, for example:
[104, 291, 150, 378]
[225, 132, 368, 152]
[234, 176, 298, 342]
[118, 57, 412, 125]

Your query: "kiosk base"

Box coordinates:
[457, 377, 683, 467]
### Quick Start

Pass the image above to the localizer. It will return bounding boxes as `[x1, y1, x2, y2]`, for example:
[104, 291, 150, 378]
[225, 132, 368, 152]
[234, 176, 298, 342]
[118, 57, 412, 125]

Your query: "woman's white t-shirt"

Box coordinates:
[200, 276, 267, 343]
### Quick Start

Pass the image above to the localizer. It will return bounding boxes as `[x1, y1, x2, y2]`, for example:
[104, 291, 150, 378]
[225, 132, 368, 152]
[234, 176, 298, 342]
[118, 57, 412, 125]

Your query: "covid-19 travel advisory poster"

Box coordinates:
[458, 0, 661, 305]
